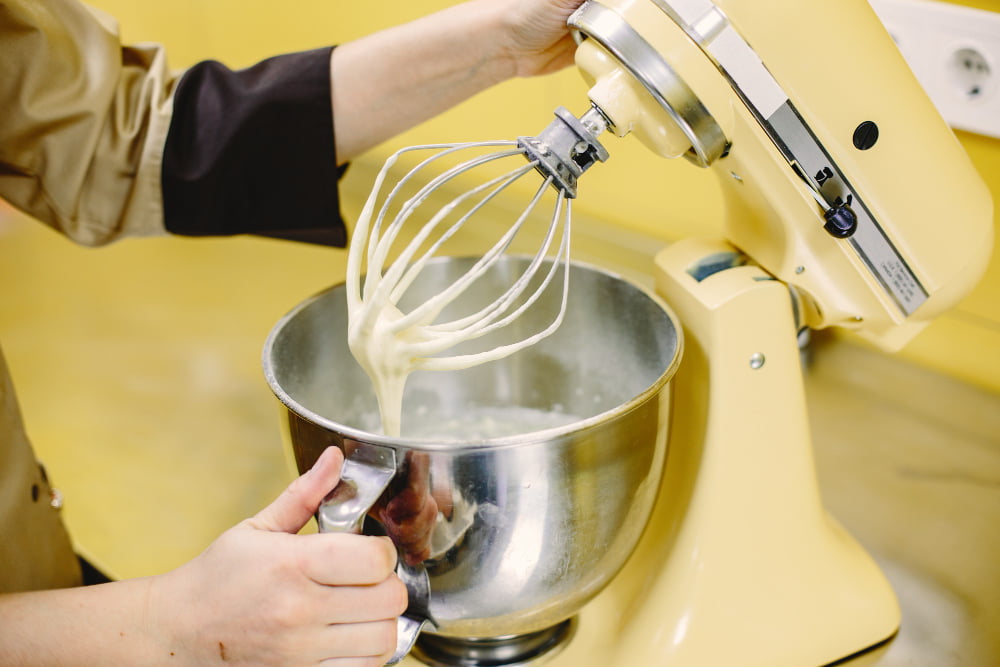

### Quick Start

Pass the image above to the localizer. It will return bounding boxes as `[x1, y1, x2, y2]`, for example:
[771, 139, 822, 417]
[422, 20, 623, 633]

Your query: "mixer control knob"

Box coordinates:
[823, 202, 858, 239]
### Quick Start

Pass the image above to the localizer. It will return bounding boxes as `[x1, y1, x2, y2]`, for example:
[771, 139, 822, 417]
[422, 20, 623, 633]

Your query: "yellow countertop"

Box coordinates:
[0, 168, 997, 663]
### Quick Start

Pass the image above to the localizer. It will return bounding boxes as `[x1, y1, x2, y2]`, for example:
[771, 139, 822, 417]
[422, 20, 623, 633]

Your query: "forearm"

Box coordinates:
[0, 578, 168, 666]
[331, 0, 518, 163]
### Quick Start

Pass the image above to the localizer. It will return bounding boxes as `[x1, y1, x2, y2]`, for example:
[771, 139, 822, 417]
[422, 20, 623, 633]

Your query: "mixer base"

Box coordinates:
[410, 619, 576, 667]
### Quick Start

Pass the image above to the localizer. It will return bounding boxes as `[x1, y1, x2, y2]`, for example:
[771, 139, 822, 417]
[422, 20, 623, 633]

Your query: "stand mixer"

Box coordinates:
[275, 0, 994, 665]
[431, 0, 987, 663]
[530, 0, 993, 664]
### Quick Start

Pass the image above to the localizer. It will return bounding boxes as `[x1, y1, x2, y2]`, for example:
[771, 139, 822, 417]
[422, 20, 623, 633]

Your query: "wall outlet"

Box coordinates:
[870, 0, 1000, 139]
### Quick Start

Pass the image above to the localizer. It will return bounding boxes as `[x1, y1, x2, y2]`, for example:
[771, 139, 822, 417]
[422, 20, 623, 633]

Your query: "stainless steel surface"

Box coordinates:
[263, 257, 682, 643]
[518, 106, 609, 198]
[317, 442, 396, 533]
[410, 619, 576, 667]
[314, 442, 417, 664]
[391, 615, 429, 666]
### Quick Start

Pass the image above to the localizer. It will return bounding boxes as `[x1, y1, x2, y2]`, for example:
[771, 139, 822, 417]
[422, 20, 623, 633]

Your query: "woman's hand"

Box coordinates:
[0, 448, 406, 666]
[150, 447, 408, 665]
[503, 0, 588, 77]
[332, 0, 587, 163]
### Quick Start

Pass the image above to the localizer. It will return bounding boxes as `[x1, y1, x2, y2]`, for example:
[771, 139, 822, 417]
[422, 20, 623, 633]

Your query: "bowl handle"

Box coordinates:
[389, 616, 429, 665]
[317, 442, 396, 533]
[315, 443, 429, 665]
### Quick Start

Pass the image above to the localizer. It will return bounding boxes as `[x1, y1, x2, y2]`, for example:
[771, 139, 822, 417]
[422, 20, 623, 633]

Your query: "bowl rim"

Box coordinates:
[261, 256, 683, 451]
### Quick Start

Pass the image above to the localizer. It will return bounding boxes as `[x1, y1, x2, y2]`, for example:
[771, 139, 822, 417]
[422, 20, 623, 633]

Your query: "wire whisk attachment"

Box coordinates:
[345, 106, 609, 435]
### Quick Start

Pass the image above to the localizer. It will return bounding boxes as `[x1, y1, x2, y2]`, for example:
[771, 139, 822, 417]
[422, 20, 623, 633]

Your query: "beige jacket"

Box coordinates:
[1, 0, 177, 592]
[0, 0, 174, 246]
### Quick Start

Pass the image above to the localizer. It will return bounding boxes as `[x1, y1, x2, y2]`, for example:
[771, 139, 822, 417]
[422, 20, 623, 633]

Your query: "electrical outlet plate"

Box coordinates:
[870, 0, 1000, 139]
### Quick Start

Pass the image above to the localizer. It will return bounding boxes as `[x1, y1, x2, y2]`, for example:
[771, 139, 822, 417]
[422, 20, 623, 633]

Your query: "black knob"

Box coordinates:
[823, 204, 858, 238]
[853, 121, 879, 150]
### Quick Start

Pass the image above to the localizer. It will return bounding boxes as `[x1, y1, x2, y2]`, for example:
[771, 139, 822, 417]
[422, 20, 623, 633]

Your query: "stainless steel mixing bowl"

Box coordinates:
[262, 256, 682, 658]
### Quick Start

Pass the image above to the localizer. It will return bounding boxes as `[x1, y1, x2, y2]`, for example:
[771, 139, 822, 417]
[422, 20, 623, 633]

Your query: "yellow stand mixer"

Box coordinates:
[382, 0, 993, 664]
[552, 0, 991, 664]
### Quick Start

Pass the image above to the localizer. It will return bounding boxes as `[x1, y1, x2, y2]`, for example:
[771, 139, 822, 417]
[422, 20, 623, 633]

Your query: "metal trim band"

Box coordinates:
[569, 1, 728, 167]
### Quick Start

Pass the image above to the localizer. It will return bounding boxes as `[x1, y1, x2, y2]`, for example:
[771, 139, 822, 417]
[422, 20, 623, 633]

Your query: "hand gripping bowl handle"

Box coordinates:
[316, 443, 430, 665]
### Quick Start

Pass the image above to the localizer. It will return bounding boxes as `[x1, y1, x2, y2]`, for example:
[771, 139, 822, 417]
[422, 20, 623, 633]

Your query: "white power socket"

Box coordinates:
[870, 0, 1000, 139]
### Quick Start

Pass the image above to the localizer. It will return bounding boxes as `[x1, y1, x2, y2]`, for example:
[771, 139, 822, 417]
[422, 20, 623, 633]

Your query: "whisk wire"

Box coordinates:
[350, 124, 593, 366]
[388, 159, 538, 311]
[365, 144, 521, 305]
[416, 176, 564, 338]
[390, 164, 547, 333]
[449, 185, 571, 338]
[416, 196, 572, 371]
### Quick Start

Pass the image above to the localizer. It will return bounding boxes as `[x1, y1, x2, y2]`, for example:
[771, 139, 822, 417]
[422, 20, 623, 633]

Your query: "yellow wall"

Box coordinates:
[84, 0, 1000, 392]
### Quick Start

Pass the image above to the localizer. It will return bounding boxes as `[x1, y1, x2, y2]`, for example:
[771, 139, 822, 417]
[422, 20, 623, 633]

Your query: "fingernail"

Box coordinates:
[309, 446, 336, 473]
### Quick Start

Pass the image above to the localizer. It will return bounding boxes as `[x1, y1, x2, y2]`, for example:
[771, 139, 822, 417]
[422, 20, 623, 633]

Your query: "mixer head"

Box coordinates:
[566, 0, 993, 350]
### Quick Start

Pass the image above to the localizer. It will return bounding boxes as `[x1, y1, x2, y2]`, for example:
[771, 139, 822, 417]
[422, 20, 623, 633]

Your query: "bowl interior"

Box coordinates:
[265, 257, 680, 441]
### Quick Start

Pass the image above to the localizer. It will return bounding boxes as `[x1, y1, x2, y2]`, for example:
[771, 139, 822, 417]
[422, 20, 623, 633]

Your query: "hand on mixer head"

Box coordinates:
[502, 0, 591, 76]
[332, 0, 590, 163]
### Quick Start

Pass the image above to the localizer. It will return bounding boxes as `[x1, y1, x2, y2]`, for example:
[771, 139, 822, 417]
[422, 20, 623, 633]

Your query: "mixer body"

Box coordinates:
[571, 0, 993, 349]
[528, 0, 994, 664]
[533, 238, 900, 667]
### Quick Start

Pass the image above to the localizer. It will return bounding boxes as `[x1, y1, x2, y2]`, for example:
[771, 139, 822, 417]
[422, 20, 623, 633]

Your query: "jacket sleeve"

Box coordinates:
[0, 0, 347, 247]
[162, 49, 347, 247]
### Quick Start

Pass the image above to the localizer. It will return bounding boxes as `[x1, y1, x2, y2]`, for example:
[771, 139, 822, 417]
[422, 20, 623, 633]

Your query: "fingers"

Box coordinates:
[320, 659, 392, 667]
[320, 657, 393, 667]
[262, 615, 398, 666]
[301, 533, 399, 586]
[251, 447, 344, 533]
[319, 576, 409, 625]
[318, 619, 399, 665]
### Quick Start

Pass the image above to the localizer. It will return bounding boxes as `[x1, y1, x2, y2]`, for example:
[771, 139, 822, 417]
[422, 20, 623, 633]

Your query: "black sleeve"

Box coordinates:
[162, 47, 347, 247]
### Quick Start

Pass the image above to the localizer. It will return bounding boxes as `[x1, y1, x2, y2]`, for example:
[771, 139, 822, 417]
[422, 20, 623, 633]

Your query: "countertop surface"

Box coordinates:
[806, 336, 1000, 666]
[1, 194, 997, 664]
